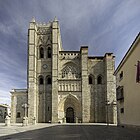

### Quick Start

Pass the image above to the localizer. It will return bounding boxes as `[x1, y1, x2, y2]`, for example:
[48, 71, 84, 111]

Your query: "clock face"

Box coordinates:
[42, 64, 48, 69]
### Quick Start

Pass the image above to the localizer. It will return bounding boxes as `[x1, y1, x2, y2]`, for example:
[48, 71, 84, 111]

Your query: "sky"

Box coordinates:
[0, 0, 140, 105]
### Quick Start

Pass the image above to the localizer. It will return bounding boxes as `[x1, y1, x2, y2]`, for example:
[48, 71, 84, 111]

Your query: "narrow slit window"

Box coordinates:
[97, 75, 102, 84]
[89, 76, 93, 84]
[48, 47, 51, 58]
[16, 112, 21, 118]
[40, 47, 44, 58]
[39, 77, 44, 85]
[47, 77, 52, 84]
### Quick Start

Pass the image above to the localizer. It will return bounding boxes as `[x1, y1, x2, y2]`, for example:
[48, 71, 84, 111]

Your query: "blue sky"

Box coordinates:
[0, 0, 140, 105]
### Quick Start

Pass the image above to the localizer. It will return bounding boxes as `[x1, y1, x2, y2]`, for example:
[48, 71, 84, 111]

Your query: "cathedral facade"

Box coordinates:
[10, 18, 117, 124]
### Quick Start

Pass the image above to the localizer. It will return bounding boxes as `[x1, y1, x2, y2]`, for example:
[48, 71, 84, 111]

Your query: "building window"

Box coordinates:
[39, 76, 44, 85]
[89, 75, 93, 84]
[48, 47, 51, 58]
[97, 75, 102, 84]
[16, 112, 21, 118]
[117, 86, 124, 101]
[4, 112, 7, 118]
[47, 77, 52, 84]
[119, 71, 123, 80]
[39, 47, 44, 58]
[62, 64, 78, 79]
[120, 108, 124, 113]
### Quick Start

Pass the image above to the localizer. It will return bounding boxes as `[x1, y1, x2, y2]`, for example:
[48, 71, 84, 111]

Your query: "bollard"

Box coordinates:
[32, 117, 36, 125]
[76, 117, 78, 123]
[5, 115, 10, 126]
[63, 117, 66, 123]
[22, 117, 28, 126]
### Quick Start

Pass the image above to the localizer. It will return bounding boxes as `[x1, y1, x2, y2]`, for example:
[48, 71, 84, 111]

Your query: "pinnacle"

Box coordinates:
[54, 16, 58, 22]
[31, 17, 36, 23]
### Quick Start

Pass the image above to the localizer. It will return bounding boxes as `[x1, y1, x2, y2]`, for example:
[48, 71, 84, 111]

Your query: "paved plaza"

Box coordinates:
[0, 123, 140, 140]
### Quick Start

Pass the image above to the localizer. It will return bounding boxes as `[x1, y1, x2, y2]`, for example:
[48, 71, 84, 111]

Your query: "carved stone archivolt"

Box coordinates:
[62, 64, 80, 79]
[58, 94, 81, 122]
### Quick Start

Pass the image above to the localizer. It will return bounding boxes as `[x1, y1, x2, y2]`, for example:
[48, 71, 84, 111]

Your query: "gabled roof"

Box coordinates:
[114, 32, 140, 75]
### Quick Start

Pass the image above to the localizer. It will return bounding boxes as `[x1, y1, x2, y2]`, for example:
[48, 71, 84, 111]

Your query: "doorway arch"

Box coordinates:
[58, 94, 82, 123]
[66, 107, 74, 123]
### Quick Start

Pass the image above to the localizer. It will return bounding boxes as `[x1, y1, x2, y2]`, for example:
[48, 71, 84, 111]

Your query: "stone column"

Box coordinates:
[51, 18, 59, 123]
[28, 18, 38, 124]
[10, 92, 17, 123]
[80, 46, 90, 123]
[104, 53, 117, 124]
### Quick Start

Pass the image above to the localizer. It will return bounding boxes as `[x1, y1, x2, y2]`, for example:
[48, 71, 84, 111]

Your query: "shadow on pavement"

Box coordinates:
[0, 125, 140, 140]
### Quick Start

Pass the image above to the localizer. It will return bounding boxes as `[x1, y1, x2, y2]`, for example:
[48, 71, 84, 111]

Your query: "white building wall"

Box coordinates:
[115, 34, 140, 127]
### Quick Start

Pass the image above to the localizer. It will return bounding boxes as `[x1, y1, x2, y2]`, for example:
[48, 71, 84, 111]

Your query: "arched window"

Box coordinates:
[62, 64, 78, 79]
[47, 77, 52, 84]
[97, 75, 102, 84]
[39, 47, 44, 58]
[16, 112, 21, 118]
[39, 76, 44, 85]
[89, 75, 93, 84]
[48, 47, 51, 58]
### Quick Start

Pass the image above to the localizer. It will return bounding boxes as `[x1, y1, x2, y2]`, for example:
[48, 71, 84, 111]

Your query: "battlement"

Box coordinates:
[88, 56, 104, 60]
[59, 51, 80, 60]
[37, 22, 52, 28]
[60, 51, 80, 56]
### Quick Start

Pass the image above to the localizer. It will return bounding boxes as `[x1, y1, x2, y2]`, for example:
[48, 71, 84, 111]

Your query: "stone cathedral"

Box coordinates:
[10, 18, 117, 124]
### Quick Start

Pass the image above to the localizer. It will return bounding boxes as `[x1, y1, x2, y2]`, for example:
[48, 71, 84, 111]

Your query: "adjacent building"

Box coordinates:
[114, 33, 140, 127]
[0, 104, 10, 123]
[10, 18, 117, 124]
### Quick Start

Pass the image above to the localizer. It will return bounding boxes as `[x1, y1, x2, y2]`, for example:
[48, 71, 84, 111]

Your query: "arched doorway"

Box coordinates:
[58, 94, 82, 123]
[66, 107, 74, 123]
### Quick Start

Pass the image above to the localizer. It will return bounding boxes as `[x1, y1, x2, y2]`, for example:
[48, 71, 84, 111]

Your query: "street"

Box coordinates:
[0, 124, 140, 140]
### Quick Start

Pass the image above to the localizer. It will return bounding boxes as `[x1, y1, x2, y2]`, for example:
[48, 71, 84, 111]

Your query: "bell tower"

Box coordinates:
[27, 18, 62, 123]
[28, 18, 38, 123]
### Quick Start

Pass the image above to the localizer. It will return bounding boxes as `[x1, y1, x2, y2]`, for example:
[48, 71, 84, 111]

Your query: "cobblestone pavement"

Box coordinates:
[0, 123, 140, 140]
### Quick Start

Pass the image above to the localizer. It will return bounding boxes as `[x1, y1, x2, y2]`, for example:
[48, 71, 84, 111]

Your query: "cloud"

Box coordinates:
[0, 90, 12, 105]
[86, 1, 140, 56]
[111, 0, 140, 26]
[0, 96, 11, 105]
[0, 0, 140, 105]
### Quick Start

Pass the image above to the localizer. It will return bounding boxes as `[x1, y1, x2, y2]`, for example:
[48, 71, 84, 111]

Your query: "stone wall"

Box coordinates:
[10, 90, 27, 123]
